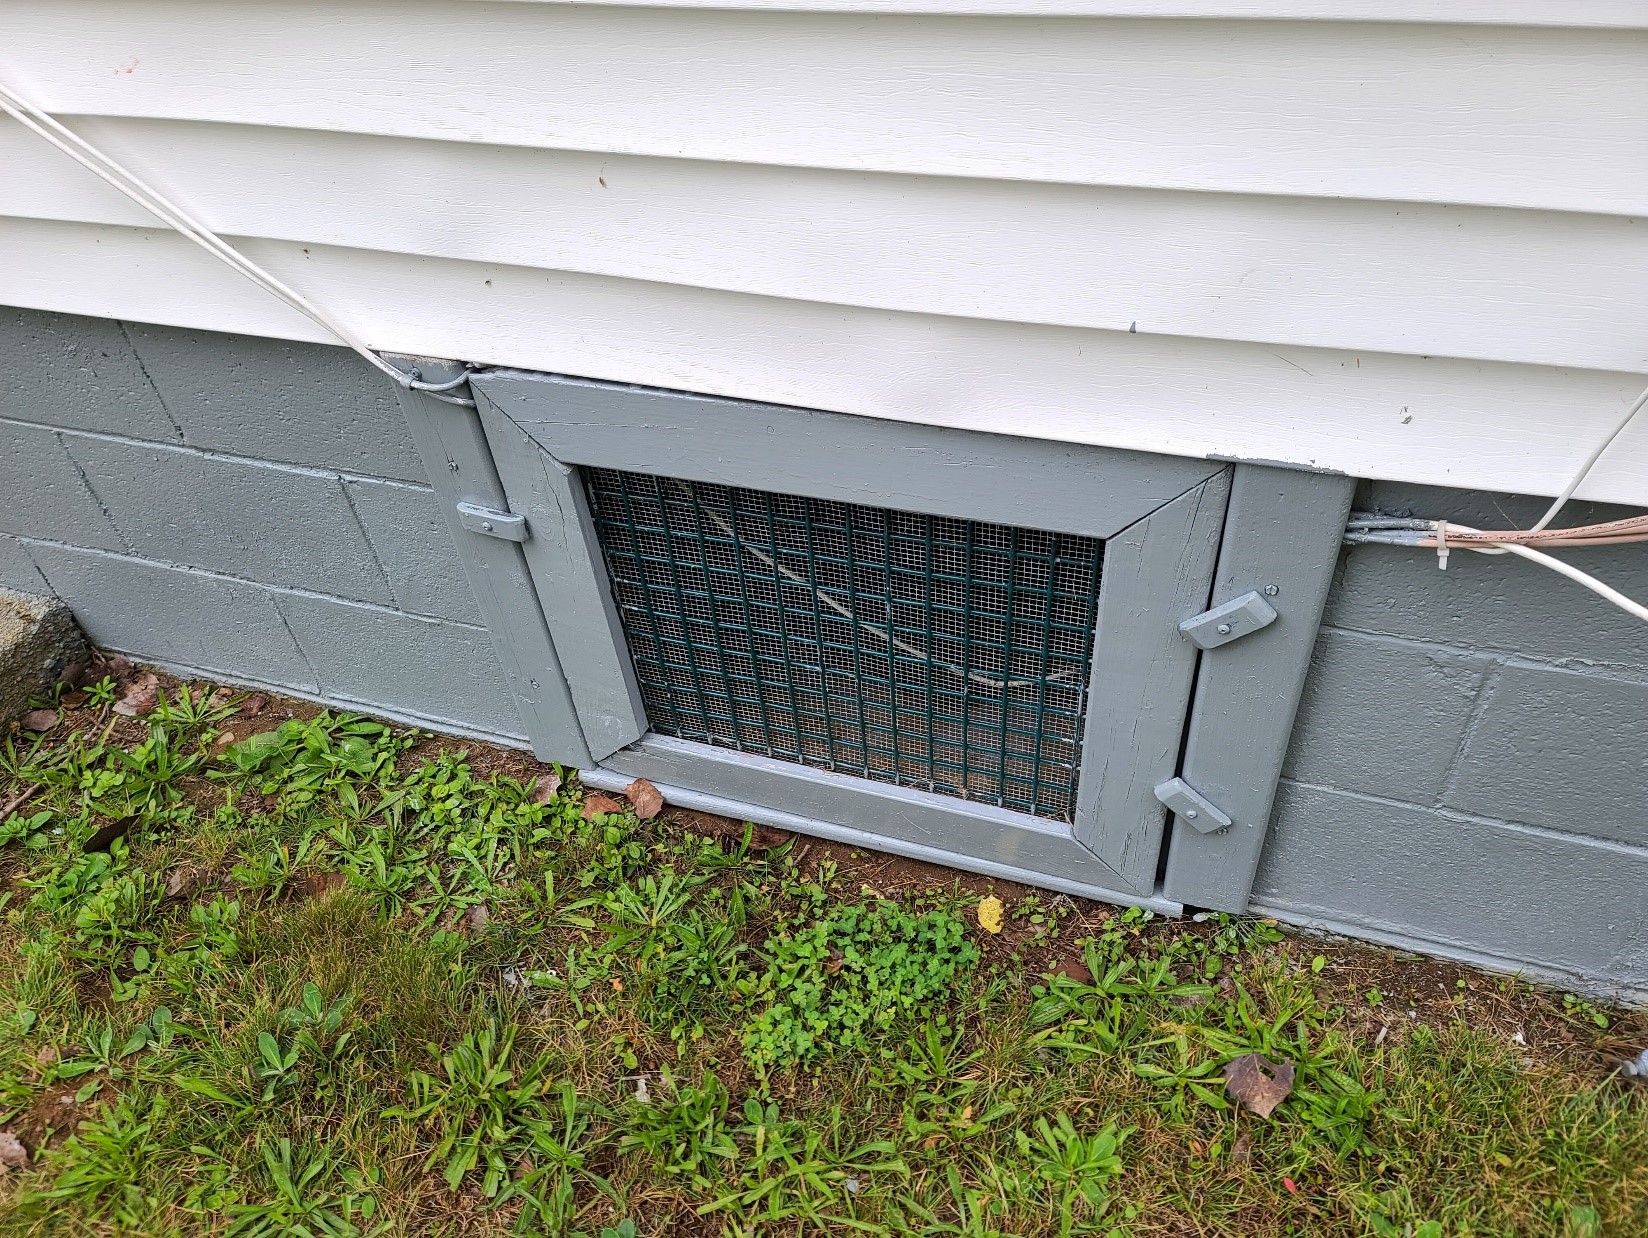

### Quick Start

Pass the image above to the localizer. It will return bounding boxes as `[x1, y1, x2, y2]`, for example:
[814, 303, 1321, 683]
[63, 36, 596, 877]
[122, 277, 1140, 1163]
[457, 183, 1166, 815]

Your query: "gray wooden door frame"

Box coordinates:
[394, 364, 1351, 914]
[467, 369, 1237, 905]
[1162, 468, 1356, 910]
[387, 355, 593, 766]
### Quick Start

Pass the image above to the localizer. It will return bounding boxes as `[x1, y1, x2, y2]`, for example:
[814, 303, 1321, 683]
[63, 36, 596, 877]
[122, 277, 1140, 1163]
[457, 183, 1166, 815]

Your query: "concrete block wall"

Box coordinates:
[0, 309, 523, 740]
[6, 308, 1644, 995]
[1256, 482, 1648, 997]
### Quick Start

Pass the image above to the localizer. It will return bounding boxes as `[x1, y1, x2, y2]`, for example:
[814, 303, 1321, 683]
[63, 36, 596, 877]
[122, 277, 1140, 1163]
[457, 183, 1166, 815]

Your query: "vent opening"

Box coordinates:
[585, 468, 1104, 821]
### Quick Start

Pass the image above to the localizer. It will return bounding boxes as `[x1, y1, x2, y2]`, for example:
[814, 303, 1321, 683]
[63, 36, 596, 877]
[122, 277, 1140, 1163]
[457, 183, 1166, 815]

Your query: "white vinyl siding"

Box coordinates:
[1, 1, 1645, 502]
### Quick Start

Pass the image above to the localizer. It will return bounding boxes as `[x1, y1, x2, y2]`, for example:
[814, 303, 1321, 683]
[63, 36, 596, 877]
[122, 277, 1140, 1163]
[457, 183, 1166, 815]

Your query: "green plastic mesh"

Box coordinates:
[584, 468, 1104, 822]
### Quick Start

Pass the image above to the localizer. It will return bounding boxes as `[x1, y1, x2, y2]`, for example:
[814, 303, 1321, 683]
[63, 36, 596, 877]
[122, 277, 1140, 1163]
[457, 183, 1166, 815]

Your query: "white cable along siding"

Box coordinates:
[1, 1, 1645, 503]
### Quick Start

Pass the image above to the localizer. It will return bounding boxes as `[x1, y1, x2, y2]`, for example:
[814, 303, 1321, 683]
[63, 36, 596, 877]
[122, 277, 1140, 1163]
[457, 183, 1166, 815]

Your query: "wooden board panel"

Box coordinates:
[389, 357, 597, 766]
[601, 735, 1154, 905]
[3, 218, 1645, 505]
[460, 0, 1648, 23]
[1163, 467, 1356, 911]
[5, 118, 1645, 373]
[1074, 473, 1228, 893]
[5, 2, 1645, 214]
[477, 371, 1222, 540]
[473, 392, 649, 761]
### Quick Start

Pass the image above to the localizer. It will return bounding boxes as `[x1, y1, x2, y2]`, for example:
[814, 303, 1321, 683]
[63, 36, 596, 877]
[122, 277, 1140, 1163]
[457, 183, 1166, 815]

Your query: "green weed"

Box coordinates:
[0, 674, 1642, 1236]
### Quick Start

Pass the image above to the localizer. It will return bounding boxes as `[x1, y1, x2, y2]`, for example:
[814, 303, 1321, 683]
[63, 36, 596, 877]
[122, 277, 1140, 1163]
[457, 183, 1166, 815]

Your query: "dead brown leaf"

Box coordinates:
[530, 771, 562, 805]
[1223, 1053, 1295, 1118]
[462, 903, 490, 935]
[1052, 956, 1093, 984]
[1230, 1132, 1255, 1164]
[582, 793, 624, 821]
[626, 778, 665, 820]
[0, 1131, 26, 1171]
[242, 694, 269, 717]
[296, 872, 348, 900]
[208, 686, 235, 710]
[164, 869, 193, 899]
[83, 816, 137, 854]
[60, 691, 89, 710]
[19, 709, 58, 733]
[112, 672, 160, 717]
[58, 662, 89, 690]
[750, 824, 790, 850]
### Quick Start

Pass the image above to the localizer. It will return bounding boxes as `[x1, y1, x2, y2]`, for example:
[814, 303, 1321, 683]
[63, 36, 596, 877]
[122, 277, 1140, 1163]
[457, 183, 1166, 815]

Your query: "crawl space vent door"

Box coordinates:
[469, 372, 1233, 902]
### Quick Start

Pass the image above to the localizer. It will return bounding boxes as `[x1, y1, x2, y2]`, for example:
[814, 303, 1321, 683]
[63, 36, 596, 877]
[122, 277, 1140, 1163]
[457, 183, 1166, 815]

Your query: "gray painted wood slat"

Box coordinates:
[1162, 464, 1356, 910]
[386, 355, 594, 766]
[596, 735, 1171, 911]
[474, 371, 1224, 540]
[473, 390, 648, 760]
[1074, 469, 1230, 892]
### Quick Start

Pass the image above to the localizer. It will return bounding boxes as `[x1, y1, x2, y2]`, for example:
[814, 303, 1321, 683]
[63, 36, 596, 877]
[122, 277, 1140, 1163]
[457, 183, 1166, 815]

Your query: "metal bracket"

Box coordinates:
[1153, 777, 1233, 834]
[455, 500, 528, 542]
[1179, 590, 1277, 650]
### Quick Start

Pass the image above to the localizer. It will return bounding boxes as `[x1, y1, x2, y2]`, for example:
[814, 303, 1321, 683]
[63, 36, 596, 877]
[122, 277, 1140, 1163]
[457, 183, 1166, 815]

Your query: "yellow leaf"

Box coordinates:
[976, 895, 1005, 935]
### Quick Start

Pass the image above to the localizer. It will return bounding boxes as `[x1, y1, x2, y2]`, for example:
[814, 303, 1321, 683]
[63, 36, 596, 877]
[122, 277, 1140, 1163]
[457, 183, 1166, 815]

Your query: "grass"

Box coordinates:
[0, 669, 1645, 1236]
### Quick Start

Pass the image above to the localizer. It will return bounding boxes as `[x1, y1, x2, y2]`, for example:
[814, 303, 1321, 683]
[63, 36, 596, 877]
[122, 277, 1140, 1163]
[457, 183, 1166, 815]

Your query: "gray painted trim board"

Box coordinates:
[474, 394, 648, 760]
[581, 747, 1183, 916]
[472, 371, 1226, 540]
[1163, 466, 1357, 910]
[388, 356, 591, 766]
[1074, 470, 1230, 893]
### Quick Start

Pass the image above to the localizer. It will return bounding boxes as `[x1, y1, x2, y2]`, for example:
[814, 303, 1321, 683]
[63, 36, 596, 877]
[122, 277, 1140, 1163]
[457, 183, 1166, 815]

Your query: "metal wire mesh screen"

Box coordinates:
[584, 469, 1105, 821]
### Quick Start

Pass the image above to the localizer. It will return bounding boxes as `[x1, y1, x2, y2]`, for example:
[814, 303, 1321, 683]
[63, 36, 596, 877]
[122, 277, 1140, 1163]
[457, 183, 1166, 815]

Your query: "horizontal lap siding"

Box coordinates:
[4, 218, 1644, 505]
[8, 4, 1645, 212]
[5, 120, 1646, 374]
[1, 2, 1645, 501]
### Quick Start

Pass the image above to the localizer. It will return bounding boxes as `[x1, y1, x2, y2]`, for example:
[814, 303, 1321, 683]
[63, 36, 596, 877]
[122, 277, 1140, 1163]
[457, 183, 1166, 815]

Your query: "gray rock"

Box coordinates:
[0, 588, 89, 724]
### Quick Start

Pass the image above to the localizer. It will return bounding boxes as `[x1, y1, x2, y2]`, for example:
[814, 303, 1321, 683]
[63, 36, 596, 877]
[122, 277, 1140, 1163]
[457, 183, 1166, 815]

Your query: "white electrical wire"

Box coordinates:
[1348, 518, 1648, 625]
[1530, 383, 1648, 532]
[1466, 541, 1648, 623]
[0, 79, 473, 405]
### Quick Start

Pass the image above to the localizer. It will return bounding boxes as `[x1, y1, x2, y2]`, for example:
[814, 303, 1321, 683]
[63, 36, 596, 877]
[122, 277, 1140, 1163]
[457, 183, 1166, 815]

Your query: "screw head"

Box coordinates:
[481, 521, 494, 532]
[1184, 809, 1199, 819]
[1264, 584, 1280, 596]
[1216, 623, 1232, 635]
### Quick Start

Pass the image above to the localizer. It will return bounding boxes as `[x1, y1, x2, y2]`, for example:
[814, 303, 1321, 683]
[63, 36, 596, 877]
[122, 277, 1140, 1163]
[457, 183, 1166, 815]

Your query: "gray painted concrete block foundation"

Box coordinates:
[3, 309, 1644, 999]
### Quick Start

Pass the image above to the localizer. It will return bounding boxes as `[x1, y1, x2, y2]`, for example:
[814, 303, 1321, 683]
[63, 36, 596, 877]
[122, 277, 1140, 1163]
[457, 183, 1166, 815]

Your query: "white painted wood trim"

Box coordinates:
[5, 3, 1645, 214]
[471, 0, 1648, 24]
[4, 217, 1644, 507]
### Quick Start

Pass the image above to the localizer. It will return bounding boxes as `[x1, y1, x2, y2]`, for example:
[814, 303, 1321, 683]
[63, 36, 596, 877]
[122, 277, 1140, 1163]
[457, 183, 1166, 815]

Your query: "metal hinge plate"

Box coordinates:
[1179, 590, 1278, 650]
[1154, 777, 1233, 834]
[456, 501, 528, 542]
